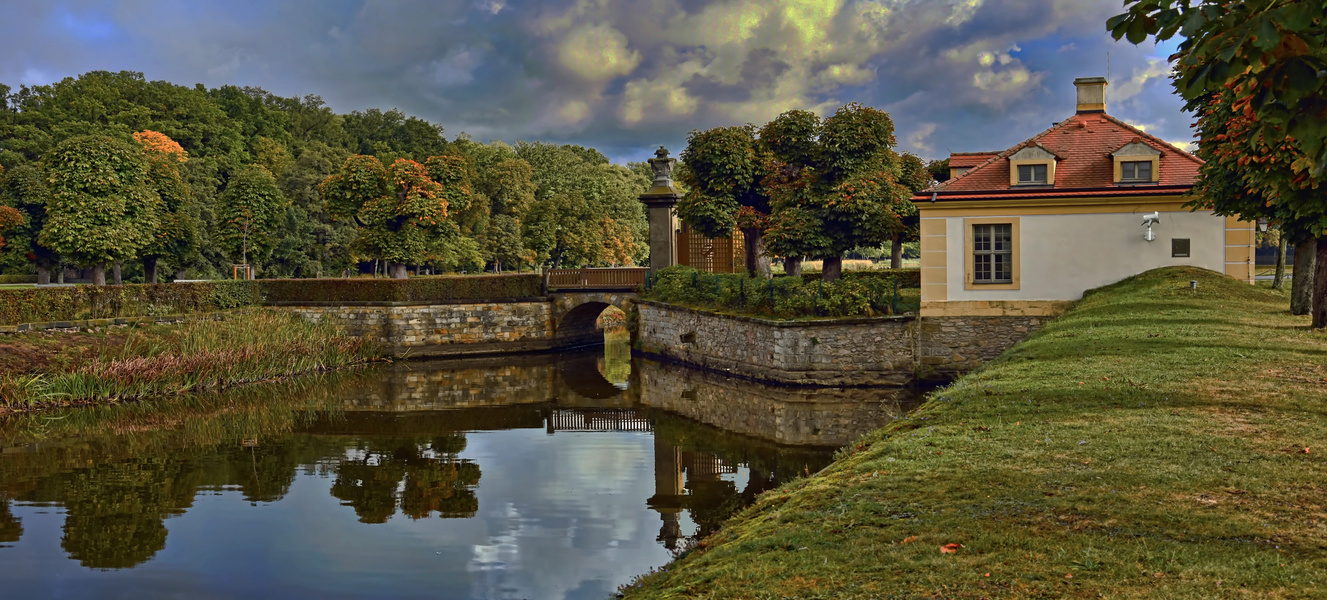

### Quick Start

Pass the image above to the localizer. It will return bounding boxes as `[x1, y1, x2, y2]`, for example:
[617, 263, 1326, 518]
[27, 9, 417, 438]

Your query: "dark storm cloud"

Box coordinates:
[0, 0, 1194, 164]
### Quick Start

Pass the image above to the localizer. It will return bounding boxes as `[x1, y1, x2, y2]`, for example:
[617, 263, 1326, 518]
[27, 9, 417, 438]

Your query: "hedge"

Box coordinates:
[801, 268, 920, 288]
[0, 281, 262, 326]
[0, 275, 37, 284]
[259, 274, 544, 303]
[642, 265, 918, 319]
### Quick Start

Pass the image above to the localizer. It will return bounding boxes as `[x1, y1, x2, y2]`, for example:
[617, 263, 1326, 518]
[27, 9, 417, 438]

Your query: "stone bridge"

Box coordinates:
[548, 290, 637, 349]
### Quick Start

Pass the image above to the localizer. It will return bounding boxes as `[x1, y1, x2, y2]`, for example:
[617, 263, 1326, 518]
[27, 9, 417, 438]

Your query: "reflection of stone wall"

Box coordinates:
[335, 360, 557, 411]
[636, 360, 914, 446]
[286, 302, 555, 357]
[636, 302, 917, 386]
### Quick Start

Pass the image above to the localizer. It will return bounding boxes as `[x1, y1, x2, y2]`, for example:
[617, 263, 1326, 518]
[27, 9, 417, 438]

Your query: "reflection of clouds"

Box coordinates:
[462, 430, 671, 600]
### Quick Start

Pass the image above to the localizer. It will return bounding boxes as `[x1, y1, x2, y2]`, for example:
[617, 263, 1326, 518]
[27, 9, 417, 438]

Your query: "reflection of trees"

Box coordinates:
[330, 434, 480, 523]
[54, 459, 201, 569]
[0, 499, 22, 546]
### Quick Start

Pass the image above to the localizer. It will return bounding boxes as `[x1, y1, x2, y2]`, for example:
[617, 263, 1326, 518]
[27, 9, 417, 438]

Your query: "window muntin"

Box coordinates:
[1016, 164, 1047, 184]
[972, 224, 1013, 284]
[1121, 160, 1152, 182]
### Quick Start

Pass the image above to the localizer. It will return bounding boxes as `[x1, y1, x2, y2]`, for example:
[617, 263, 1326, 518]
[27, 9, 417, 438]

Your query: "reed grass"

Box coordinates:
[0, 309, 380, 410]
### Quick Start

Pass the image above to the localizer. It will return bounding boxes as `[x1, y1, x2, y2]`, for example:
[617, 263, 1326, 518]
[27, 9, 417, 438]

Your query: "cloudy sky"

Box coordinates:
[0, 0, 1190, 164]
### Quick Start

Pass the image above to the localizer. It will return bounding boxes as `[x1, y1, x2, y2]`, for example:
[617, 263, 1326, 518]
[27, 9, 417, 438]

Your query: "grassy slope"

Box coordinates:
[623, 267, 1326, 599]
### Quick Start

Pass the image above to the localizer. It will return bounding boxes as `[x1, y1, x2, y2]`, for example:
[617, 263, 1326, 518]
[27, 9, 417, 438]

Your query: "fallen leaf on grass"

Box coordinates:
[940, 543, 963, 554]
[1064, 573, 1073, 579]
[900, 536, 918, 544]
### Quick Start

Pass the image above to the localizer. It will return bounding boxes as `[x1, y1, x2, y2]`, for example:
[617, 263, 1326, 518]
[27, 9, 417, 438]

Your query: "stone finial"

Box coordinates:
[648, 146, 676, 186]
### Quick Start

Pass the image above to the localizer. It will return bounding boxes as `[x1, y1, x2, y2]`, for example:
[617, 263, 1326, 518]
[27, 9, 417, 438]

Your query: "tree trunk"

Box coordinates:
[783, 257, 802, 278]
[36, 265, 50, 286]
[175, 269, 187, 281]
[388, 262, 409, 279]
[1291, 239, 1316, 315]
[890, 234, 904, 270]
[1313, 237, 1327, 329]
[822, 255, 843, 282]
[111, 261, 123, 285]
[144, 256, 159, 284]
[1272, 236, 1288, 289]
[741, 228, 772, 279]
[92, 263, 107, 286]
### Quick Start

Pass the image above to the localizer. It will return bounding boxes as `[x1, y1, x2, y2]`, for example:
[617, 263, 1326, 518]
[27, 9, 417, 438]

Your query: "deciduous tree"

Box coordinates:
[217, 164, 286, 276]
[134, 130, 196, 282]
[0, 164, 56, 282]
[39, 135, 160, 285]
[1110, 0, 1327, 327]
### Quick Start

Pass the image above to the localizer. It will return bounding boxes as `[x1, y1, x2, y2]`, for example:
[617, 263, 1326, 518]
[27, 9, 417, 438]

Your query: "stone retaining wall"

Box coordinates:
[917, 315, 1049, 378]
[285, 301, 555, 357]
[635, 301, 917, 386]
[636, 301, 1053, 385]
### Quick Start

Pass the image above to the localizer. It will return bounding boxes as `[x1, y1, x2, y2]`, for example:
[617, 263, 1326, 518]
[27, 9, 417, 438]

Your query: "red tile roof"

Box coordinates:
[915, 112, 1203, 202]
[948, 152, 999, 168]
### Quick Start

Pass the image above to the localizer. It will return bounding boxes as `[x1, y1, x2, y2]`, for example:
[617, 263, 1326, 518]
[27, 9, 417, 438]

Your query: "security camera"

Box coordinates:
[1142, 211, 1160, 242]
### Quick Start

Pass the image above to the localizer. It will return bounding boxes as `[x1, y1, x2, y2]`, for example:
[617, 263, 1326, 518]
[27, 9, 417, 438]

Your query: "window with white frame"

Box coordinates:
[972, 223, 1013, 283]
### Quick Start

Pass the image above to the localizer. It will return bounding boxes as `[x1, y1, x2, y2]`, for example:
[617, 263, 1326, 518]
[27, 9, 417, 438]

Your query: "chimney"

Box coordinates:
[1074, 77, 1108, 113]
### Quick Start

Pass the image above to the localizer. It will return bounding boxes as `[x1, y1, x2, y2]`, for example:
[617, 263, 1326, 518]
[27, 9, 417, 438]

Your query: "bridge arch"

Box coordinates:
[548, 291, 637, 349]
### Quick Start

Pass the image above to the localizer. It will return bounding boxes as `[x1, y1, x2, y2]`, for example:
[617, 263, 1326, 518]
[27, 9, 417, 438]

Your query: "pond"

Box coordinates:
[0, 332, 922, 599]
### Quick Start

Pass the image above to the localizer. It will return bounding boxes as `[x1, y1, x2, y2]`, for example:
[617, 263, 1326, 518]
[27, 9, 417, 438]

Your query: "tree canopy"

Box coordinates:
[0, 70, 653, 281]
[1110, 0, 1327, 327]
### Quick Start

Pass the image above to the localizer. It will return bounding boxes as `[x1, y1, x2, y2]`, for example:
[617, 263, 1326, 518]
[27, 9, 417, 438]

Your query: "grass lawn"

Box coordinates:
[621, 266, 1326, 599]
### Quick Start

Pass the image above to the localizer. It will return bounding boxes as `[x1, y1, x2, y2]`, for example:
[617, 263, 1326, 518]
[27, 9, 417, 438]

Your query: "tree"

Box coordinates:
[926, 158, 950, 183]
[217, 164, 286, 276]
[762, 104, 915, 281]
[1110, 0, 1327, 327]
[321, 155, 471, 278]
[39, 135, 160, 285]
[523, 191, 603, 268]
[0, 164, 56, 282]
[134, 130, 196, 283]
[678, 125, 773, 278]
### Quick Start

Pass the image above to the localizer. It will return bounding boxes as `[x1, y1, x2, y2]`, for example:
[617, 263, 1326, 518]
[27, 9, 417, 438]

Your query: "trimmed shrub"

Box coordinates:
[0, 275, 38, 284]
[0, 281, 262, 326]
[259, 274, 543, 303]
[643, 265, 915, 319]
[801, 268, 920, 288]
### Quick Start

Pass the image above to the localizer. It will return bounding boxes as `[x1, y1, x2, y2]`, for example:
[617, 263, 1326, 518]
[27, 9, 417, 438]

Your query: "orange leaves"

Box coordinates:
[133, 130, 187, 163]
[939, 543, 963, 554]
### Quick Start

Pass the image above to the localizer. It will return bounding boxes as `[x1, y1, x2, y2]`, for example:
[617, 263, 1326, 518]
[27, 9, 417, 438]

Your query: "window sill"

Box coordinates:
[1114, 181, 1158, 186]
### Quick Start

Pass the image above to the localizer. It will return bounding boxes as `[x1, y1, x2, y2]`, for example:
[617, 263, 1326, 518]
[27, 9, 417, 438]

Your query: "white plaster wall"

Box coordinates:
[945, 210, 1225, 301]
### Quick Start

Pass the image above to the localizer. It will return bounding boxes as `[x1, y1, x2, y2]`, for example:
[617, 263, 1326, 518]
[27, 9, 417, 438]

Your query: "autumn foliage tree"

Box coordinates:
[133, 130, 196, 282]
[39, 135, 160, 285]
[0, 168, 25, 251]
[321, 155, 471, 278]
[0, 164, 55, 282]
[1110, 0, 1327, 327]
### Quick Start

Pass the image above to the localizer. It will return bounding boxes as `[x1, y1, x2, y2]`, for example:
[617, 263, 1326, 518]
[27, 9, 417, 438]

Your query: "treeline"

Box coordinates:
[0, 71, 650, 283]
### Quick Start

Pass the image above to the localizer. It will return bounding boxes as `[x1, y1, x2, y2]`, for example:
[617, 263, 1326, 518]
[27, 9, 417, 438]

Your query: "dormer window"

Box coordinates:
[1007, 145, 1058, 187]
[1121, 160, 1152, 182]
[1112, 141, 1160, 184]
[1017, 164, 1047, 184]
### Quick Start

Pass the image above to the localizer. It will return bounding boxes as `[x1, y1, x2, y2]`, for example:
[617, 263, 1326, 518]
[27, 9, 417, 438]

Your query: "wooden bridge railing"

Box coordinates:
[546, 267, 648, 290]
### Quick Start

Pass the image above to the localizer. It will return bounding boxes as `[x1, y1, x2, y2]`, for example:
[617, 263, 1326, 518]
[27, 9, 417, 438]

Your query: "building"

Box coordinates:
[912, 76, 1256, 319]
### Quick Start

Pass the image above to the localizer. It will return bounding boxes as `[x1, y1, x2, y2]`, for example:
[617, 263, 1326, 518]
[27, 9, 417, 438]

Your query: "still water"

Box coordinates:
[0, 336, 919, 599]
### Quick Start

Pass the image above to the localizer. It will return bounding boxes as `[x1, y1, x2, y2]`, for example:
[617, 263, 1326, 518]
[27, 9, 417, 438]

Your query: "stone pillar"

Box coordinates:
[640, 146, 682, 270]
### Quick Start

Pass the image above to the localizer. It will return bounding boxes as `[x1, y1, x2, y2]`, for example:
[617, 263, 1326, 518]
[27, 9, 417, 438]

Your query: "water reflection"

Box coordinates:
[0, 341, 920, 598]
